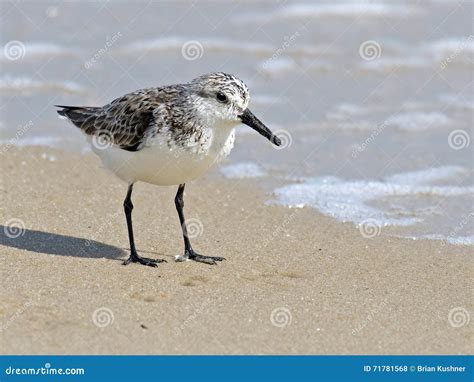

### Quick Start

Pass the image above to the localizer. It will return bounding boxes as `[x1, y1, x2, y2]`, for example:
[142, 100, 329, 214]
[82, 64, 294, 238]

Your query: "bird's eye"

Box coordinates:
[216, 92, 228, 103]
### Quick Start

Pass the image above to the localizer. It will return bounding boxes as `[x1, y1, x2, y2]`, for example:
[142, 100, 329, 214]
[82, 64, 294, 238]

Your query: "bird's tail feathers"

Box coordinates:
[55, 105, 101, 131]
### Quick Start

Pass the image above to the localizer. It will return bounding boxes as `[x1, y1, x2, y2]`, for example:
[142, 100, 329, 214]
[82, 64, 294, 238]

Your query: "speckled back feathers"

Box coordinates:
[56, 73, 249, 152]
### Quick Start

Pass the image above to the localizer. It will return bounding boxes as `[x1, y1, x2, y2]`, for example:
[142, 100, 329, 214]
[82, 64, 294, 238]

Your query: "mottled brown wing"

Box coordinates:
[56, 89, 163, 152]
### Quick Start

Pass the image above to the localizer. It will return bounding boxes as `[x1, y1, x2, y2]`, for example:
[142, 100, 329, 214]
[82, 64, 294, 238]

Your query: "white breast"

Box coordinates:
[90, 124, 235, 186]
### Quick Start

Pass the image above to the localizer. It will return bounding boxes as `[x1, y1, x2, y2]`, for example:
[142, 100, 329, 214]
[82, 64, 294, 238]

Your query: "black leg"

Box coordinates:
[122, 183, 166, 267]
[175, 183, 225, 265]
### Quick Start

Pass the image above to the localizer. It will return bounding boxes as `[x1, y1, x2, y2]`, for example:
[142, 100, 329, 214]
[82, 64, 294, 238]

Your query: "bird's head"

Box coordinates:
[189, 72, 281, 146]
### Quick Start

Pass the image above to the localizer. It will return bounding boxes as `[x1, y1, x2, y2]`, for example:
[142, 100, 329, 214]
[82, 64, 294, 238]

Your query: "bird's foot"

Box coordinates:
[122, 252, 166, 267]
[175, 249, 225, 265]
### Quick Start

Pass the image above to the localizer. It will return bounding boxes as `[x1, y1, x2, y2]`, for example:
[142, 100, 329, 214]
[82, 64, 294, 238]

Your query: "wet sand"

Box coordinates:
[0, 147, 472, 354]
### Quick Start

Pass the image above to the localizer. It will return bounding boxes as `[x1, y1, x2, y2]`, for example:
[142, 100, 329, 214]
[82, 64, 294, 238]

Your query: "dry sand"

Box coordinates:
[0, 147, 472, 354]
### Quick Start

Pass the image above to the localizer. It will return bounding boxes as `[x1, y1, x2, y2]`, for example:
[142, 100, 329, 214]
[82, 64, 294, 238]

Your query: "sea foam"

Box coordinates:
[271, 166, 473, 230]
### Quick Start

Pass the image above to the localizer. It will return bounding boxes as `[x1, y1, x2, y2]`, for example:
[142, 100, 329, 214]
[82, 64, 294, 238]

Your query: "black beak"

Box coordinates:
[239, 109, 281, 146]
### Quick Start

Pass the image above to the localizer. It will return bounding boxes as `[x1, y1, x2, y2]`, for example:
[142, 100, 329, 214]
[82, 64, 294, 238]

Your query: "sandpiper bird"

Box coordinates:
[56, 73, 281, 267]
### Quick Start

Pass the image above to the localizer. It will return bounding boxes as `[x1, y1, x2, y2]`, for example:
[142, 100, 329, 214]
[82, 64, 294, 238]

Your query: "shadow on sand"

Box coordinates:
[0, 226, 126, 260]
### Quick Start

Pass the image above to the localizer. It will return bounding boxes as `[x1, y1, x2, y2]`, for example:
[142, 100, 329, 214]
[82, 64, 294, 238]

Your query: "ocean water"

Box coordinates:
[1, 0, 472, 245]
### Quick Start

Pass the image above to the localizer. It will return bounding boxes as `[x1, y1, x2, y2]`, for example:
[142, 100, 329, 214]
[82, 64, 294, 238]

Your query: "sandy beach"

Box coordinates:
[0, 146, 472, 354]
